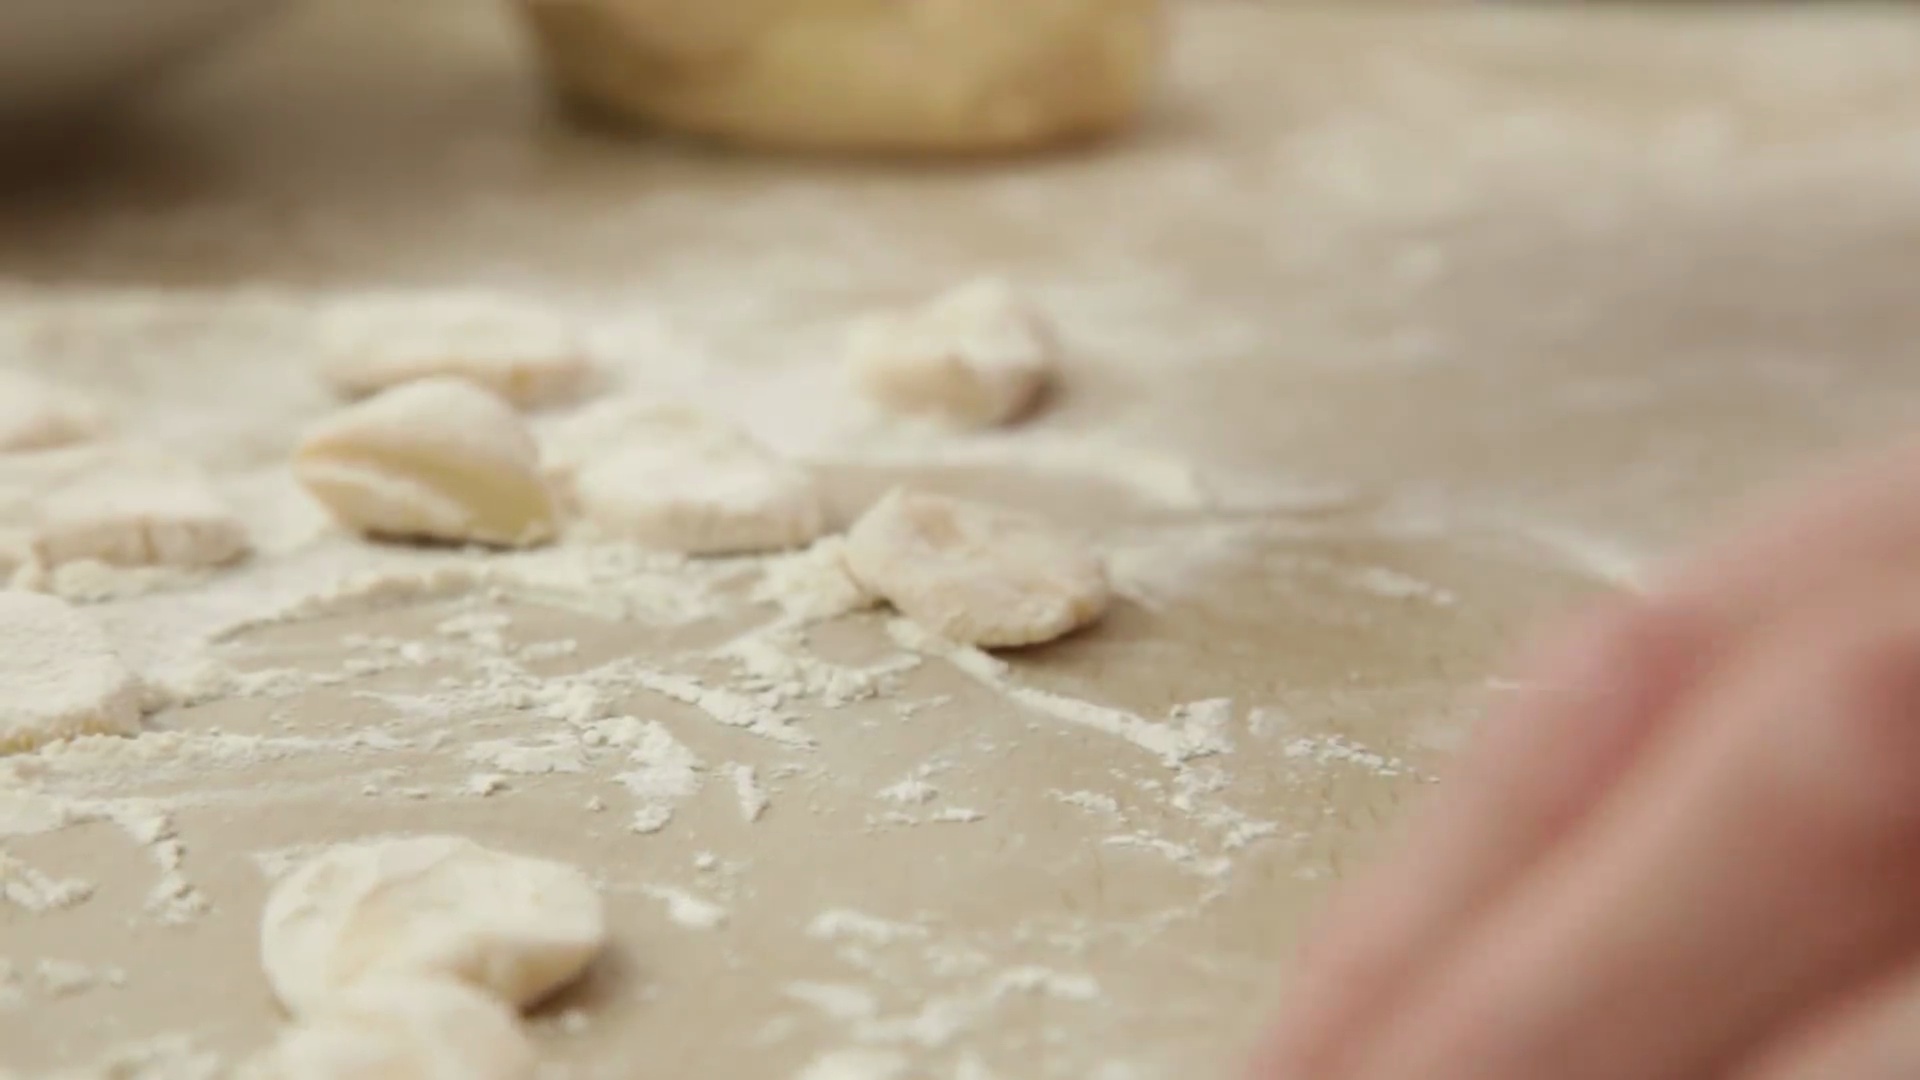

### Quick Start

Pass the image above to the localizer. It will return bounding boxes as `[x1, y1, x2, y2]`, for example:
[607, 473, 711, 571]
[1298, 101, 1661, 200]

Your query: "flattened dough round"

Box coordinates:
[0, 591, 144, 755]
[31, 455, 250, 570]
[259, 835, 606, 1015]
[847, 277, 1056, 429]
[551, 401, 825, 555]
[239, 978, 536, 1080]
[518, 0, 1164, 154]
[844, 488, 1109, 648]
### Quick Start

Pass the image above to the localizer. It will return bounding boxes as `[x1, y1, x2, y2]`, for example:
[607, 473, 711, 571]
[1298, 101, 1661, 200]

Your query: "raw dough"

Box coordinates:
[238, 978, 536, 1080]
[517, 0, 1164, 154]
[295, 378, 560, 549]
[0, 370, 105, 453]
[551, 401, 825, 554]
[259, 835, 606, 1015]
[318, 294, 595, 409]
[0, 591, 145, 755]
[847, 277, 1057, 429]
[30, 455, 250, 569]
[844, 488, 1109, 648]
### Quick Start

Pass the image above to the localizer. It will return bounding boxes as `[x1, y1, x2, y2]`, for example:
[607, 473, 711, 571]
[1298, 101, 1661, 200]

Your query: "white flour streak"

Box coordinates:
[807, 909, 929, 947]
[644, 886, 728, 929]
[731, 763, 771, 823]
[625, 667, 813, 748]
[885, 620, 1233, 766]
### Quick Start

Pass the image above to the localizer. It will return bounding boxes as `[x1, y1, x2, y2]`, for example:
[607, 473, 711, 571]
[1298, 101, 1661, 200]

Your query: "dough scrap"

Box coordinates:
[844, 488, 1109, 648]
[0, 370, 106, 453]
[317, 294, 595, 409]
[238, 978, 536, 1080]
[30, 455, 250, 570]
[0, 591, 145, 755]
[551, 400, 825, 554]
[518, 0, 1164, 154]
[295, 378, 560, 549]
[259, 835, 606, 1015]
[847, 277, 1056, 429]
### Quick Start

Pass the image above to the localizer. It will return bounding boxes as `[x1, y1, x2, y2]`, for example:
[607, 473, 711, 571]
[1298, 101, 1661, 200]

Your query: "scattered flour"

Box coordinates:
[795, 1049, 910, 1080]
[644, 886, 729, 929]
[614, 720, 705, 834]
[807, 910, 930, 948]
[731, 763, 771, 823]
[889, 618, 1234, 766]
[784, 981, 881, 1021]
[877, 777, 940, 806]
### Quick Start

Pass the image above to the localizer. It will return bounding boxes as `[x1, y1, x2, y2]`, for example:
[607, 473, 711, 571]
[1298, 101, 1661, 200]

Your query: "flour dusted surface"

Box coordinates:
[0, 0, 1775, 1070]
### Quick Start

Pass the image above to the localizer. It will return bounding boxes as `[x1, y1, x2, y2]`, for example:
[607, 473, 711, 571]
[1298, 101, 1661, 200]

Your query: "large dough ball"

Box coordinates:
[516, 0, 1165, 154]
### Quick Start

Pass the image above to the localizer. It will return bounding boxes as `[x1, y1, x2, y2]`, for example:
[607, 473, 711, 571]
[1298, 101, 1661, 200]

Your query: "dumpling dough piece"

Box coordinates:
[0, 370, 106, 453]
[318, 294, 595, 409]
[31, 454, 250, 569]
[295, 378, 560, 549]
[260, 835, 606, 1015]
[0, 591, 144, 755]
[554, 401, 825, 554]
[847, 278, 1056, 429]
[238, 978, 536, 1080]
[517, 0, 1163, 154]
[844, 488, 1109, 648]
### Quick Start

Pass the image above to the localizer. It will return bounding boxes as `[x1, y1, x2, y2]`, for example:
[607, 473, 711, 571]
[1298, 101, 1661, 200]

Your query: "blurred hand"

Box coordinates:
[1254, 437, 1920, 1080]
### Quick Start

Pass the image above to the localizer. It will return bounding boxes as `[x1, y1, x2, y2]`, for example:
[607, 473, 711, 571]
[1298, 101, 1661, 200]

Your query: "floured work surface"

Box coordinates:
[4, 2, 1920, 1077]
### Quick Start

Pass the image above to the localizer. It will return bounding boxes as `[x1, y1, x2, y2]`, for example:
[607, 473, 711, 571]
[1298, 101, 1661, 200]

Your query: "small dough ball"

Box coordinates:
[548, 401, 824, 555]
[847, 278, 1056, 429]
[238, 978, 536, 1080]
[318, 294, 595, 409]
[517, 0, 1163, 155]
[844, 488, 1109, 648]
[31, 455, 250, 570]
[0, 591, 145, 755]
[260, 835, 607, 1015]
[295, 378, 560, 549]
[0, 370, 106, 453]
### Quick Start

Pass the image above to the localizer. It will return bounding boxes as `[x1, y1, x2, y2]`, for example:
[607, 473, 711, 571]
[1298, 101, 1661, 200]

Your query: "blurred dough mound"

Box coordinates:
[517, 0, 1164, 154]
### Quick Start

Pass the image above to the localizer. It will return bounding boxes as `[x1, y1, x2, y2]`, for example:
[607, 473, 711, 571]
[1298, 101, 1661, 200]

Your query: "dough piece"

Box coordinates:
[0, 591, 145, 755]
[30, 456, 250, 569]
[517, 0, 1163, 154]
[0, 370, 105, 453]
[260, 835, 606, 1015]
[295, 378, 560, 549]
[238, 978, 536, 1080]
[554, 401, 825, 555]
[318, 294, 595, 409]
[844, 488, 1109, 648]
[847, 278, 1056, 429]
[0, 527, 28, 581]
